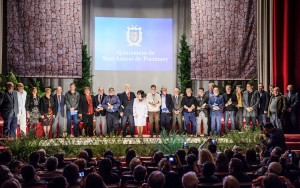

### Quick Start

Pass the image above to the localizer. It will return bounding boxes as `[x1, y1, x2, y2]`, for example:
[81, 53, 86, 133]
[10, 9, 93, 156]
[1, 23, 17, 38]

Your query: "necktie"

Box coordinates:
[176, 96, 178, 104]
[57, 95, 61, 112]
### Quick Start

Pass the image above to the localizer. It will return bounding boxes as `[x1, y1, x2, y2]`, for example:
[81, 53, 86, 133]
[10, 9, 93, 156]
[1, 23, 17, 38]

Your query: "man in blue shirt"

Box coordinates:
[209, 87, 224, 136]
[102, 88, 121, 136]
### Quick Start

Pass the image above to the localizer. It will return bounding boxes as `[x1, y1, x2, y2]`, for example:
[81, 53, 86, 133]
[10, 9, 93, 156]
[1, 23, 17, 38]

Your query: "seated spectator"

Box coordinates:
[228, 158, 252, 182]
[98, 158, 119, 184]
[125, 149, 136, 167]
[198, 149, 214, 166]
[63, 164, 81, 188]
[54, 153, 71, 169]
[176, 149, 187, 165]
[223, 175, 240, 188]
[78, 150, 89, 162]
[36, 156, 62, 178]
[83, 148, 97, 167]
[262, 173, 284, 188]
[0, 178, 21, 188]
[48, 176, 69, 188]
[158, 159, 171, 175]
[182, 154, 197, 173]
[208, 143, 220, 161]
[84, 173, 107, 188]
[29, 151, 45, 170]
[253, 162, 283, 184]
[224, 149, 234, 162]
[0, 165, 13, 187]
[73, 158, 87, 173]
[126, 165, 147, 185]
[164, 171, 183, 188]
[147, 171, 165, 188]
[233, 153, 249, 171]
[21, 165, 48, 188]
[232, 145, 242, 154]
[122, 157, 141, 176]
[103, 150, 122, 169]
[182, 171, 198, 188]
[260, 150, 271, 165]
[245, 148, 260, 166]
[0, 150, 12, 167]
[215, 153, 229, 172]
[198, 161, 220, 183]
[9, 160, 23, 183]
[38, 149, 47, 164]
[149, 151, 164, 166]
[187, 147, 199, 161]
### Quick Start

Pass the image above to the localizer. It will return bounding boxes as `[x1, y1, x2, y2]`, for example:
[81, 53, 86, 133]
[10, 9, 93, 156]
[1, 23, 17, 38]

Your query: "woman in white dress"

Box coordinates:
[133, 90, 148, 137]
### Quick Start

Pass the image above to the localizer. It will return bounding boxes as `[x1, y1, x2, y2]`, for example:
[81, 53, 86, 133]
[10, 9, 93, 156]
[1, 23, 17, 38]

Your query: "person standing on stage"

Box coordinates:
[205, 83, 214, 135]
[268, 87, 286, 130]
[182, 88, 197, 136]
[235, 85, 243, 131]
[172, 88, 183, 133]
[258, 83, 269, 126]
[39, 88, 55, 138]
[102, 87, 120, 136]
[133, 90, 148, 138]
[146, 85, 161, 137]
[17, 83, 27, 135]
[52, 86, 65, 138]
[119, 84, 136, 138]
[79, 87, 94, 137]
[0, 82, 19, 138]
[26, 87, 40, 133]
[209, 87, 224, 136]
[196, 87, 209, 136]
[284, 84, 298, 132]
[223, 85, 237, 132]
[65, 83, 80, 137]
[269, 84, 275, 98]
[242, 82, 260, 131]
[93, 87, 107, 137]
[160, 86, 173, 133]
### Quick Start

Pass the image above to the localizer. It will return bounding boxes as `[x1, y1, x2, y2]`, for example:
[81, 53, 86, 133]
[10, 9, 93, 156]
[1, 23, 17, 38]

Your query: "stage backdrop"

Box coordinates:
[6, 0, 82, 78]
[191, 0, 257, 80]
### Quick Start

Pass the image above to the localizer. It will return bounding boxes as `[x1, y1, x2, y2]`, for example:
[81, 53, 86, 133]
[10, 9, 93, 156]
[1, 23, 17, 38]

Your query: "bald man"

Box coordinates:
[284, 85, 299, 132]
[182, 172, 198, 188]
[93, 87, 107, 137]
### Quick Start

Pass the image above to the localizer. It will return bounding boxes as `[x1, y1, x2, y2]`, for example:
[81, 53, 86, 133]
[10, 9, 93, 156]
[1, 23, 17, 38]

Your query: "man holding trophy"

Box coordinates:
[223, 85, 237, 132]
[196, 88, 209, 136]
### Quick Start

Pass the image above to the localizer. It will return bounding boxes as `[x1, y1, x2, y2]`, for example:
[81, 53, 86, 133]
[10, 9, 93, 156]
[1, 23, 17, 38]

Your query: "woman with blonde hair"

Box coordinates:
[39, 88, 55, 138]
[198, 149, 214, 166]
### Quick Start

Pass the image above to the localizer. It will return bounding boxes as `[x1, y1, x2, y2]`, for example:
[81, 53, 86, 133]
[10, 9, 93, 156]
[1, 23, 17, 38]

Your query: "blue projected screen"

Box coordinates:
[94, 17, 173, 71]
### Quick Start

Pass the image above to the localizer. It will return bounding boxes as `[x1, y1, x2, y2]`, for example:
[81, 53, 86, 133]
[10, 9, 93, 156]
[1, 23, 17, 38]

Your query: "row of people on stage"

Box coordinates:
[0, 81, 298, 138]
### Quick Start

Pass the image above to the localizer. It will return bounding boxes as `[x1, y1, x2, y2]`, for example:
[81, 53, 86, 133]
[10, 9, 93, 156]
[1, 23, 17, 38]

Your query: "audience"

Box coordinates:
[147, 171, 165, 188]
[215, 153, 229, 172]
[9, 160, 23, 183]
[228, 158, 252, 182]
[182, 154, 197, 173]
[223, 175, 240, 188]
[0, 165, 13, 187]
[126, 165, 147, 186]
[37, 156, 62, 178]
[182, 171, 198, 188]
[198, 161, 220, 183]
[84, 173, 107, 188]
[73, 158, 87, 173]
[29, 151, 45, 170]
[0, 150, 12, 167]
[0, 178, 21, 188]
[21, 165, 48, 188]
[125, 149, 136, 167]
[63, 164, 81, 188]
[54, 153, 71, 169]
[198, 149, 214, 166]
[48, 176, 69, 188]
[38, 148, 47, 164]
[98, 158, 119, 184]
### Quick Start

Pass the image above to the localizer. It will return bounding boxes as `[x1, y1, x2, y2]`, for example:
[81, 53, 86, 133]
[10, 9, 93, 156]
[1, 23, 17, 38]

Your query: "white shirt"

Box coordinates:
[17, 90, 27, 114]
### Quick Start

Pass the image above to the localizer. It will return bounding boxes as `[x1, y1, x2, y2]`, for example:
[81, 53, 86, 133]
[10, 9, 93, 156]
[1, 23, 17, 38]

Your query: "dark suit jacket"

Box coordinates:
[242, 90, 260, 117]
[196, 95, 209, 116]
[78, 94, 94, 115]
[264, 128, 287, 151]
[258, 90, 270, 114]
[93, 94, 107, 116]
[222, 93, 238, 111]
[0, 90, 19, 118]
[172, 95, 183, 112]
[160, 94, 173, 113]
[53, 94, 65, 117]
[285, 91, 299, 112]
[208, 95, 224, 116]
[39, 96, 55, 115]
[25, 95, 40, 112]
[119, 91, 136, 116]
[267, 94, 286, 118]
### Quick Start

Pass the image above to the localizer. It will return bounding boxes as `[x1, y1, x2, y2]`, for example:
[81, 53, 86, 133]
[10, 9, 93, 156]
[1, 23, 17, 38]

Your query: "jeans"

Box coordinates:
[196, 112, 208, 135]
[235, 107, 244, 130]
[160, 113, 171, 133]
[4, 116, 18, 138]
[66, 109, 79, 136]
[245, 116, 257, 131]
[211, 114, 222, 136]
[224, 111, 235, 131]
[172, 112, 183, 133]
[95, 115, 107, 136]
[270, 113, 282, 129]
[258, 113, 267, 125]
[183, 112, 196, 135]
[107, 112, 119, 135]
[121, 114, 134, 137]
[52, 111, 65, 137]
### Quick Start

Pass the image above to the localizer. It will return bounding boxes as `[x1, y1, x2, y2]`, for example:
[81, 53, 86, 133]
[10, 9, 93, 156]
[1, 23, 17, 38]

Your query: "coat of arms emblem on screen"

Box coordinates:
[127, 25, 142, 47]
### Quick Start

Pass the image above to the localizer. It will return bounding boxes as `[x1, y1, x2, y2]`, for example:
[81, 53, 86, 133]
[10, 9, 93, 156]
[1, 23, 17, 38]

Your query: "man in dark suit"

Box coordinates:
[160, 86, 173, 133]
[52, 86, 65, 138]
[209, 87, 224, 136]
[93, 87, 107, 137]
[119, 84, 136, 137]
[205, 83, 214, 135]
[258, 83, 269, 127]
[0, 82, 19, 137]
[285, 84, 299, 133]
[223, 85, 237, 132]
[242, 82, 260, 132]
[172, 88, 183, 133]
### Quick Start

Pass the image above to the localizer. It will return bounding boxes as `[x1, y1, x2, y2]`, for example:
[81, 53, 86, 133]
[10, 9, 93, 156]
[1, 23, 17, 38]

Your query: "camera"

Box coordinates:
[168, 157, 174, 162]
[183, 141, 188, 148]
[211, 139, 216, 144]
[79, 172, 84, 177]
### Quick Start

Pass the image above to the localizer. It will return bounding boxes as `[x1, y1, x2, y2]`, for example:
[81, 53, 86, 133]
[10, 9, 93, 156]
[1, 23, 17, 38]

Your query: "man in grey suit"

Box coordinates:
[52, 86, 65, 138]
[242, 82, 260, 131]
[172, 88, 183, 133]
[0, 82, 19, 137]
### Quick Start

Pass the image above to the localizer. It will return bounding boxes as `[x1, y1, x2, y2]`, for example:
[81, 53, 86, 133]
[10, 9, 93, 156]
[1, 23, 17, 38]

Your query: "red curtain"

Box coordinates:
[273, 0, 300, 130]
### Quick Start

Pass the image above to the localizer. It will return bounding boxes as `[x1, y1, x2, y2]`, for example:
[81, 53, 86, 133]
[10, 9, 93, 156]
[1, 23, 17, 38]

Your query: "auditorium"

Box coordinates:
[0, 0, 300, 188]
